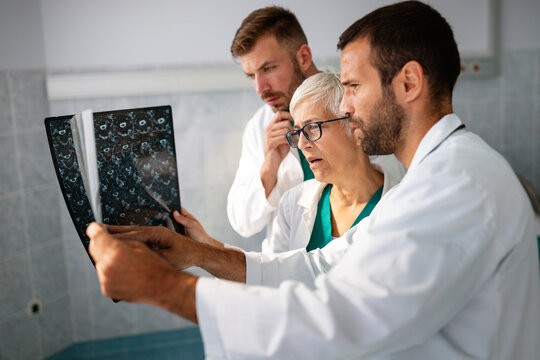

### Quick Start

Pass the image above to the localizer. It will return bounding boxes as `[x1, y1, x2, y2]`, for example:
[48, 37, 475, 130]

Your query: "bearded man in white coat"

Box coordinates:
[88, 1, 540, 359]
[226, 6, 320, 250]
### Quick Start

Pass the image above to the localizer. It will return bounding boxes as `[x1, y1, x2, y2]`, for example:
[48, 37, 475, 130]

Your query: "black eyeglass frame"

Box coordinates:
[285, 116, 348, 148]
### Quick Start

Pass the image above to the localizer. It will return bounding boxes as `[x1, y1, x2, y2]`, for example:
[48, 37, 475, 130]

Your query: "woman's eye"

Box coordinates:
[306, 124, 319, 133]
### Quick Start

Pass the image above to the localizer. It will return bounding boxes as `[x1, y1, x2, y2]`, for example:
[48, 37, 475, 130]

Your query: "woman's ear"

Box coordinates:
[295, 44, 313, 73]
[395, 60, 424, 103]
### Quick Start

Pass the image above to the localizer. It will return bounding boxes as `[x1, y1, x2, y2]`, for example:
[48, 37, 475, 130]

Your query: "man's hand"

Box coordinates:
[261, 110, 293, 198]
[96, 223, 247, 283]
[87, 223, 198, 322]
[103, 223, 201, 271]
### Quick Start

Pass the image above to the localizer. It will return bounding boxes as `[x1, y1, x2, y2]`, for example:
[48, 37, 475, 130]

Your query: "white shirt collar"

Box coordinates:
[408, 113, 464, 171]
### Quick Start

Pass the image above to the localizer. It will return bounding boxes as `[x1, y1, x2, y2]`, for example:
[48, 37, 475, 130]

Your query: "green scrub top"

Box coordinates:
[306, 184, 383, 252]
[290, 120, 314, 181]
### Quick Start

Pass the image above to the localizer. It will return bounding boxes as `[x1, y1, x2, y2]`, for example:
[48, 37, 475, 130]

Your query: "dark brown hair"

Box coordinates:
[337, 1, 460, 104]
[231, 6, 308, 58]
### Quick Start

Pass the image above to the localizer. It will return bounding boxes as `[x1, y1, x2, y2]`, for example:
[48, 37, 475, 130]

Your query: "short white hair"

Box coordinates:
[290, 72, 343, 120]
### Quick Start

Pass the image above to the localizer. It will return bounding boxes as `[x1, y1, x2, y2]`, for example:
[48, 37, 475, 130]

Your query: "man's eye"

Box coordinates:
[263, 66, 274, 72]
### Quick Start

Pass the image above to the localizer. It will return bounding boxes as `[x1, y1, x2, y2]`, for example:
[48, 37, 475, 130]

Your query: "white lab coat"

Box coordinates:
[227, 104, 304, 250]
[268, 159, 405, 253]
[197, 114, 540, 359]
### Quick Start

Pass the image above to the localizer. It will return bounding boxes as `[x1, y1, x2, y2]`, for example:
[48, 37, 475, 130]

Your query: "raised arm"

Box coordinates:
[227, 108, 278, 237]
[227, 107, 302, 238]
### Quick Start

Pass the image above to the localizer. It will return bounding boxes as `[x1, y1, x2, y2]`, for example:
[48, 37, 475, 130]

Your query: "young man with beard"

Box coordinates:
[225, 6, 319, 249]
[87, 1, 539, 358]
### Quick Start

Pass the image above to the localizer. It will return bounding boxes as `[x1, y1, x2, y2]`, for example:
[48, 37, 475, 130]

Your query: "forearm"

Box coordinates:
[194, 242, 246, 283]
[151, 270, 199, 323]
[205, 236, 225, 248]
[260, 159, 279, 198]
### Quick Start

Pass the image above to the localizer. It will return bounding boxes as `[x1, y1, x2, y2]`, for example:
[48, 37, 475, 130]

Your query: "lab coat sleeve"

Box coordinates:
[245, 219, 356, 288]
[196, 166, 499, 359]
[226, 110, 280, 238]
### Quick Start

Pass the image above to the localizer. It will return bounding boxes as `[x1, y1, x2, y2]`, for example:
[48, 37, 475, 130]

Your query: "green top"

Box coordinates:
[290, 120, 314, 181]
[306, 184, 383, 252]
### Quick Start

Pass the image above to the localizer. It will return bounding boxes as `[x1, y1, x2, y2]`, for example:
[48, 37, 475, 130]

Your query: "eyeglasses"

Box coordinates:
[285, 116, 348, 148]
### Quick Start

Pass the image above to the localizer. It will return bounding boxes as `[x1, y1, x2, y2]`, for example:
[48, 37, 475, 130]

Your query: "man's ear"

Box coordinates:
[395, 60, 424, 103]
[295, 44, 313, 72]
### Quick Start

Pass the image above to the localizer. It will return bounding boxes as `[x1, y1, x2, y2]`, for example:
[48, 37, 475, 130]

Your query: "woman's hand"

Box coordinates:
[173, 207, 224, 248]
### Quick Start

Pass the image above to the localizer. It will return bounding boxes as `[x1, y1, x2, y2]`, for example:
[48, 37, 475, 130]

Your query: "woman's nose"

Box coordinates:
[297, 131, 311, 150]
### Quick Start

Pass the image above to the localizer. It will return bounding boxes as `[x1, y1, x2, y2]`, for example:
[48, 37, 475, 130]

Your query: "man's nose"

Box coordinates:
[339, 96, 353, 116]
[254, 74, 270, 95]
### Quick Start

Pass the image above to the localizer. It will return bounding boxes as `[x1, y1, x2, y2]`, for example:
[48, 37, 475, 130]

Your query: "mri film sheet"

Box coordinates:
[45, 105, 182, 253]
[46, 115, 95, 250]
[93, 106, 181, 228]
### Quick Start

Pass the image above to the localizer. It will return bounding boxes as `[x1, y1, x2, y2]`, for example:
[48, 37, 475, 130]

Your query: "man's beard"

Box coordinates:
[262, 60, 306, 112]
[351, 86, 405, 155]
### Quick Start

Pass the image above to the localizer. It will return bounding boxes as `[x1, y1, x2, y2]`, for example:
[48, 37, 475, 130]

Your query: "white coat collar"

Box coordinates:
[408, 114, 464, 171]
[298, 180, 327, 210]
[296, 180, 327, 231]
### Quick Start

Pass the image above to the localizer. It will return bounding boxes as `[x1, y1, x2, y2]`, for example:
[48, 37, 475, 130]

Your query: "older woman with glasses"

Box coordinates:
[173, 72, 404, 254]
[262, 71, 405, 252]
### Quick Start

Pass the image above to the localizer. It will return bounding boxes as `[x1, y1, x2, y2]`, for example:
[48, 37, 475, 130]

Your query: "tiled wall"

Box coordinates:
[454, 49, 540, 194]
[0, 70, 69, 359]
[0, 48, 539, 359]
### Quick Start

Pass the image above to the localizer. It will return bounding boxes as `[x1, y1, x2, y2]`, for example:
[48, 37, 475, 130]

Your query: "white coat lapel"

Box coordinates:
[408, 114, 464, 171]
[296, 181, 327, 249]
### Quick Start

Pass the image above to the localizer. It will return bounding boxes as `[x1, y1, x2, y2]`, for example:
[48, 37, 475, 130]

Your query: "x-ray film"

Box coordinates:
[45, 105, 184, 261]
